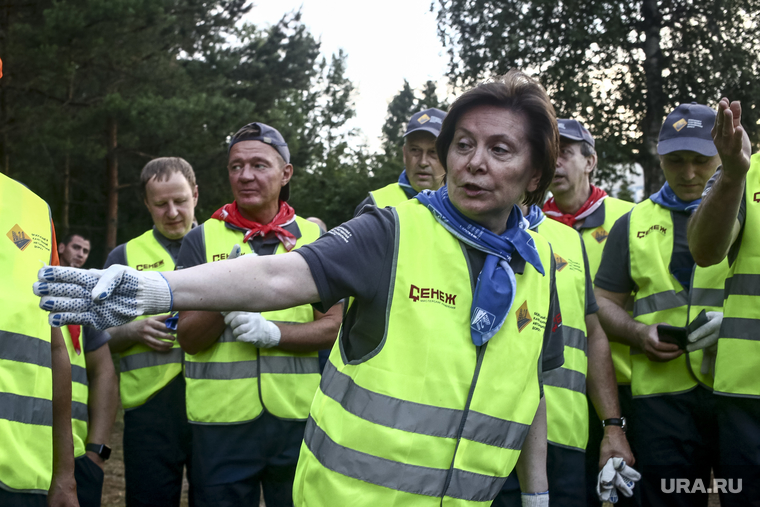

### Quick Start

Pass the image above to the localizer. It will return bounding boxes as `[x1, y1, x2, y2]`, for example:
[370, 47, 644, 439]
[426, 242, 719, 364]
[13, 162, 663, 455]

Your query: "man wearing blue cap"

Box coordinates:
[688, 98, 758, 506]
[175, 122, 342, 506]
[355, 108, 446, 214]
[594, 103, 729, 506]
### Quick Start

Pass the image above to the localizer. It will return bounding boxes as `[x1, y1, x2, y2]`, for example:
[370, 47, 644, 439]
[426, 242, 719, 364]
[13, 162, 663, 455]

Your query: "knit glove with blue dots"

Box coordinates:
[33, 265, 173, 330]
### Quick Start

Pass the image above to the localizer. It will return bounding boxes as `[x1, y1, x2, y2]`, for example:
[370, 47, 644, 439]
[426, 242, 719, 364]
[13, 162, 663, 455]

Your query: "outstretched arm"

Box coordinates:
[688, 98, 752, 266]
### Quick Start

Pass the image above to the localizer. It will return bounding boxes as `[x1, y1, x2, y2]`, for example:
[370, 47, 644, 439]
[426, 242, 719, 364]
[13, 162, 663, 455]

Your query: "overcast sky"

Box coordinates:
[244, 1, 452, 151]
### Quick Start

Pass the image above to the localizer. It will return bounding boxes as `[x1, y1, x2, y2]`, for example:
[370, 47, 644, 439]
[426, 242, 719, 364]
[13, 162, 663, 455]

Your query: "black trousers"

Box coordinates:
[0, 489, 46, 507]
[123, 374, 193, 507]
[75, 455, 105, 507]
[493, 442, 586, 507]
[584, 384, 641, 506]
[628, 386, 718, 507]
[715, 394, 760, 507]
[191, 412, 306, 507]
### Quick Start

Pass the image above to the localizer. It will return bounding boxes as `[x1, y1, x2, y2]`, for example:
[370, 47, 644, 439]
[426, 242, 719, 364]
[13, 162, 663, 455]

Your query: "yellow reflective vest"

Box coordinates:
[118, 229, 182, 409]
[533, 218, 589, 451]
[714, 153, 760, 397]
[184, 216, 322, 424]
[369, 182, 409, 208]
[0, 173, 55, 494]
[628, 200, 727, 397]
[581, 197, 635, 384]
[293, 200, 553, 506]
[62, 325, 89, 458]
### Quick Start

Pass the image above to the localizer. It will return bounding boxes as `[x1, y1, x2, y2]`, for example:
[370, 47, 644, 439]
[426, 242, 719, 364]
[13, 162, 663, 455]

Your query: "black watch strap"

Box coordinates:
[86, 443, 111, 460]
[602, 417, 627, 432]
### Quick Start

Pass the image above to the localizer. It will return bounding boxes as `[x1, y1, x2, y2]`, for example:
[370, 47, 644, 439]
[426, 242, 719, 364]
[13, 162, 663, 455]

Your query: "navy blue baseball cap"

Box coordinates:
[405, 108, 447, 138]
[228, 122, 291, 201]
[557, 119, 595, 147]
[228, 122, 291, 164]
[657, 103, 717, 156]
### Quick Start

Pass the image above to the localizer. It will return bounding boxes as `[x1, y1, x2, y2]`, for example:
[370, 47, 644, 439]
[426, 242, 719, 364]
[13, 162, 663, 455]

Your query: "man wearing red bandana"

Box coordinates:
[176, 122, 343, 507]
[542, 119, 636, 506]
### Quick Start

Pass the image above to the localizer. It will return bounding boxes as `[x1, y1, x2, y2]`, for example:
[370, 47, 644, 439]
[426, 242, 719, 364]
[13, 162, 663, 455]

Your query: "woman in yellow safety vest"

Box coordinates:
[38, 70, 570, 507]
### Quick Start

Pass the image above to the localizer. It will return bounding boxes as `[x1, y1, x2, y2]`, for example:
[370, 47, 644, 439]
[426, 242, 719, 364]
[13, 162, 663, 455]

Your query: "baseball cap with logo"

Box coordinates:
[404, 108, 447, 138]
[228, 122, 292, 201]
[657, 102, 717, 156]
[557, 119, 595, 147]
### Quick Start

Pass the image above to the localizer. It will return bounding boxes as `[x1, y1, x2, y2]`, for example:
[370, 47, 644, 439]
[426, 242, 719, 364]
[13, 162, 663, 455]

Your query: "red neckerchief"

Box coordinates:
[67, 325, 82, 355]
[543, 185, 608, 228]
[211, 200, 297, 251]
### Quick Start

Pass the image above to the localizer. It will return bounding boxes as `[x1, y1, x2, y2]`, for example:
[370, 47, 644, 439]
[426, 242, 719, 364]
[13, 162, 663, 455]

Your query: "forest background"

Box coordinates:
[1, 0, 759, 265]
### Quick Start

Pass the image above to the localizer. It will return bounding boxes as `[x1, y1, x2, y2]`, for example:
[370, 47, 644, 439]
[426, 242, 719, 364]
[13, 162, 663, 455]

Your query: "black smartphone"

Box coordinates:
[657, 310, 710, 350]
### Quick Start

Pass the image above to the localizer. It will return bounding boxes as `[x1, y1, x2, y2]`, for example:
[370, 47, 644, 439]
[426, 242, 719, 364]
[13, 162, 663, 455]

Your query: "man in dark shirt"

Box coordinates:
[595, 103, 726, 507]
[355, 108, 446, 215]
[105, 157, 199, 507]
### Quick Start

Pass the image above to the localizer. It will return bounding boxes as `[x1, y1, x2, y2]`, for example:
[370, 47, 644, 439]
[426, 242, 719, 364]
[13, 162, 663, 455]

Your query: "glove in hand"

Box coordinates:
[597, 457, 641, 503]
[224, 311, 281, 348]
[33, 265, 172, 330]
[686, 311, 722, 352]
[520, 492, 549, 507]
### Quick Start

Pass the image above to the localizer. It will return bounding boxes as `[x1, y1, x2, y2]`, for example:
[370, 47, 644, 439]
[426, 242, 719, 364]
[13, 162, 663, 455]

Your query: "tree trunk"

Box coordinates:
[105, 116, 118, 255]
[62, 150, 70, 231]
[641, 0, 665, 197]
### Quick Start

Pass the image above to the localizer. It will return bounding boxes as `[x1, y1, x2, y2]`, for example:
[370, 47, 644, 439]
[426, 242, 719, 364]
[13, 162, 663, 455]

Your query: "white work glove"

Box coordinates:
[224, 311, 281, 348]
[597, 457, 640, 503]
[686, 311, 723, 352]
[701, 343, 718, 377]
[520, 491, 549, 507]
[33, 265, 172, 330]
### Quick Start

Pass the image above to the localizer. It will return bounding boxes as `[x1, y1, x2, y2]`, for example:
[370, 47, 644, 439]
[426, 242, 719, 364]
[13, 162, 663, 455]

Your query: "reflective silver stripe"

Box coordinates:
[460, 410, 530, 450]
[633, 290, 687, 317]
[690, 288, 724, 308]
[0, 330, 51, 368]
[260, 355, 320, 375]
[184, 360, 258, 380]
[320, 362, 525, 450]
[119, 348, 183, 373]
[725, 274, 760, 297]
[71, 365, 88, 386]
[721, 317, 760, 341]
[0, 392, 52, 426]
[563, 326, 587, 352]
[71, 401, 88, 422]
[304, 417, 504, 502]
[544, 367, 587, 394]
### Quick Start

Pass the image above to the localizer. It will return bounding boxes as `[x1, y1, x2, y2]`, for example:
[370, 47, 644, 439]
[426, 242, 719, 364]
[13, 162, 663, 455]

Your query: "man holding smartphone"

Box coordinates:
[593, 103, 728, 507]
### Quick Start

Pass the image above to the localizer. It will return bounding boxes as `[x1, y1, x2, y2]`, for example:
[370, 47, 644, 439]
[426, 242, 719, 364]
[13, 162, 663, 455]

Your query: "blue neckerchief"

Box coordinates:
[649, 182, 701, 213]
[416, 187, 544, 346]
[650, 182, 698, 290]
[398, 169, 418, 199]
[523, 205, 547, 231]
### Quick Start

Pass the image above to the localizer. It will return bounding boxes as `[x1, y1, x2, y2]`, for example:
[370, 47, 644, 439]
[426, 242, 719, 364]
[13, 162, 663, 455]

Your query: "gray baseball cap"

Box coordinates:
[557, 119, 595, 147]
[228, 122, 291, 201]
[657, 103, 717, 156]
[405, 108, 447, 138]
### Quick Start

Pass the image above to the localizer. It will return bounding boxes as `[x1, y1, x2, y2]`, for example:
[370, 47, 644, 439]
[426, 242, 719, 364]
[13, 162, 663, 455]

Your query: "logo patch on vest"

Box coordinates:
[554, 253, 568, 272]
[136, 259, 165, 271]
[754, 192, 760, 203]
[7, 224, 32, 251]
[471, 308, 496, 334]
[592, 227, 608, 243]
[637, 224, 667, 238]
[516, 301, 532, 332]
[408, 284, 456, 307]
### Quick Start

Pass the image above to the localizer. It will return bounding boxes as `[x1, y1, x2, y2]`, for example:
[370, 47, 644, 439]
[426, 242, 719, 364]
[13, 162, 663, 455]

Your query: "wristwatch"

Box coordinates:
[601, 417, 627, 433]
[86, 443, 112, 461]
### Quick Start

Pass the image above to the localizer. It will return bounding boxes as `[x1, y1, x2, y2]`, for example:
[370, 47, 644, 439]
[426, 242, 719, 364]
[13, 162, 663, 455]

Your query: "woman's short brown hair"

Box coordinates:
[436, 70, 559, 206]
[140, 157, 196, 196]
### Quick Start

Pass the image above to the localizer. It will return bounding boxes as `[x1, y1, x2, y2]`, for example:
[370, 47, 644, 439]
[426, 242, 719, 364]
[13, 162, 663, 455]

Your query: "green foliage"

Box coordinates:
[1, 1, 367, 262]
[436, 0, 760, 196]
